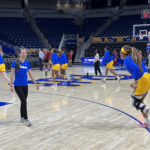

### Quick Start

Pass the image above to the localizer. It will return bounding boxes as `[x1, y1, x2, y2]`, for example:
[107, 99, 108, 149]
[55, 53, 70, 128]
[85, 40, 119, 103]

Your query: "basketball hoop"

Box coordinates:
[139, 34, 144, 39]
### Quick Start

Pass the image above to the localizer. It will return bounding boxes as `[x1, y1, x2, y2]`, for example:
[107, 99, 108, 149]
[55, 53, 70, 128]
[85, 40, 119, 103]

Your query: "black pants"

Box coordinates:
[14, 86, 28, 119]
[94, 61, 102, 76]
[39, 57, 43, 71]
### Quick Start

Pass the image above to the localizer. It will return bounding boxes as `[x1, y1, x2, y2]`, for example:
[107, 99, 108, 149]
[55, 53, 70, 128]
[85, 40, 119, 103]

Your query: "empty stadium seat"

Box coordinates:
[0, 17, 44, 48]
[35, 18, 80, 48]
[79, 17, 108, 41]
[85, 42, 147, 57]
[98, 15, 150, 37]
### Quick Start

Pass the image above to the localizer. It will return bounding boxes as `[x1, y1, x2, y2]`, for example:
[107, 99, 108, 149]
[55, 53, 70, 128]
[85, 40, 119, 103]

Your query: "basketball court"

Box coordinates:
[0, 66, 150, 150]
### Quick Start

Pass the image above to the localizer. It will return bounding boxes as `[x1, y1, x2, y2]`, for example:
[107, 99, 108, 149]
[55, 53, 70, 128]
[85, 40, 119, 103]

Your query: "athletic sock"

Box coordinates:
[54, 82, 57, 85]
[145, 117, 150, 124]
[116, 75, 120, 79]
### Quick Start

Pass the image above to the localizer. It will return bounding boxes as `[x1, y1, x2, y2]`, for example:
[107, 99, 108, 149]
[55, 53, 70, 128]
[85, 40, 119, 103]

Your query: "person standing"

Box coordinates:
[113, 50, 119, 66]
[0, 48, 10, 83]
[67, 50, 73, 67]
[10, 48, 39, 127]
[102, 47, 121, 83]
[39, 49, 44, 72]
[43, 49, 50, 71]
[94, 49, 102, 76]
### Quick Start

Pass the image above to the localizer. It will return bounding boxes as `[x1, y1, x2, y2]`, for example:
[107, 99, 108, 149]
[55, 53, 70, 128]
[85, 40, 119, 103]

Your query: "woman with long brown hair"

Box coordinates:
[120, 45, 150, 128]
[10, 47, 39, 127]
[0, 47, 10, 83]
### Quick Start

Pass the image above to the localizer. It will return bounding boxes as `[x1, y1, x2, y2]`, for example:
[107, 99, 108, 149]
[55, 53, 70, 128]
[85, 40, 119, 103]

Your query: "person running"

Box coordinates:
[0, 48, 10, 83]
[10, 47, 39, 127]
[102, 47, 120, 83]
[94, 49, 102, 76]
[113, 50, 119, 66]
[120, 45, 150, 128]
[48, 48, 53, 70]
[51, 48, 70, 88]
[60, 49, 68, 76]
[67, 50, 73, 67]
[43, 49, 50, 71]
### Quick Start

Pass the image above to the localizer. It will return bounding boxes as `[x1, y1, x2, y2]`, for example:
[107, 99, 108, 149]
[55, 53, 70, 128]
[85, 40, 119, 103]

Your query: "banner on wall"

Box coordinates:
[82, 57, 105, 65]
[100, 37, 105, 42]
[107, 37, 117, 42]
[123, 37, 132, 41]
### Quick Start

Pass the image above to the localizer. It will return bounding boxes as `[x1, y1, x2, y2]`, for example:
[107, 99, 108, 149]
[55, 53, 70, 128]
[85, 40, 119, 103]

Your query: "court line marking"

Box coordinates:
[28, 91, 150, 133]
[0, 89, 149, 133]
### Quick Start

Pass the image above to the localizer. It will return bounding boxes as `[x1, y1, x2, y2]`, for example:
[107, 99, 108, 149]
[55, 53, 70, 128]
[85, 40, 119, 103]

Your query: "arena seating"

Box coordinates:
[0, 17, 44, 48]
[3, 52, 39, 71]
[84, 41, 147, 57]
[98, 14, 150, 37]
[35, 18, 80, 48]
[79, 17, 108, 41]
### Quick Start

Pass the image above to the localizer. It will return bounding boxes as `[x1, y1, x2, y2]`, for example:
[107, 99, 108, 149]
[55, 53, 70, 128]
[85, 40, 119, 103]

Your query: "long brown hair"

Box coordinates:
[123, 45, 142, 71]
[0, 46, 3, 56]
[16, 47, 27, 72]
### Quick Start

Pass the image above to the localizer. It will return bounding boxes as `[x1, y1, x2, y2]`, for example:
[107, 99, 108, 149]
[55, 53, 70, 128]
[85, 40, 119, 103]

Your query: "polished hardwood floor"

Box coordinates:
[0, 66, 150, 150]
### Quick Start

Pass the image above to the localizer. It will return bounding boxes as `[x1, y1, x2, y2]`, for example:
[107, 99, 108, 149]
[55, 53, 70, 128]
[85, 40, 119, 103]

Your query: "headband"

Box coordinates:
[121, 47, 128, 54]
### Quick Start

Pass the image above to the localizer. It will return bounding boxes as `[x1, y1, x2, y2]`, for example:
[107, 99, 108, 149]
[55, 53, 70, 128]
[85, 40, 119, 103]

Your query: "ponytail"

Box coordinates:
[123, 45, 142, 71]
[16, 47, 27, 72]
[53, 48, 59, 54]
[131, 47, 143, 71]
[0, 46, 3, 56]
[16, 57, 20, 72]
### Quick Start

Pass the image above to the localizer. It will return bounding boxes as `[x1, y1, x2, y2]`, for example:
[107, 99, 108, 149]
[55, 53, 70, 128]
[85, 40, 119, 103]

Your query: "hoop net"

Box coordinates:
[139, 34, 145, 39]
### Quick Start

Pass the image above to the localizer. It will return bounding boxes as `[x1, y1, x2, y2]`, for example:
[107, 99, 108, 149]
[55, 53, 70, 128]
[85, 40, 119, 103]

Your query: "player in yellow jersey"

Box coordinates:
[0, 49, 10, 83]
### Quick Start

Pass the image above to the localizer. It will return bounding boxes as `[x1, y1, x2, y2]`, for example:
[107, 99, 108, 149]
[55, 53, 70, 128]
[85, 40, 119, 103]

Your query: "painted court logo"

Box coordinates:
[27, 75, 133, 87]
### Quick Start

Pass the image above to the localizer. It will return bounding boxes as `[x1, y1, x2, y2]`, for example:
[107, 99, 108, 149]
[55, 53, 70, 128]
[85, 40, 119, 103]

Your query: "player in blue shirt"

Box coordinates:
[102, 47, 121, 83]
[10, 48, 39, 127]
[51, 48, 65, 88]
[60, 49, 68, 75]
[0, 48, 10, 83]
[51, 48, 71, 88]
[120, 45, 150, 128]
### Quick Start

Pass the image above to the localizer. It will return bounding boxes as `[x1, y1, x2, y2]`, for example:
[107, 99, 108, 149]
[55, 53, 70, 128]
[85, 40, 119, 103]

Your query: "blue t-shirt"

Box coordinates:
[60, 53, 68, 64]
[104, 50, 116, 64]
[12, 60, 31, 86]
[124, 55, 148, 81]
[0, 54, 4, 65]
[52, 53, 60, 65]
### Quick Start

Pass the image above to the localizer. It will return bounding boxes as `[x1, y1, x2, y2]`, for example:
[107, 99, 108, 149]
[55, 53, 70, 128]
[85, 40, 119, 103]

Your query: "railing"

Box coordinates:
[58, 34, 65, 50]
[0, 40, 17, 50]
[65, 34, 78, 39]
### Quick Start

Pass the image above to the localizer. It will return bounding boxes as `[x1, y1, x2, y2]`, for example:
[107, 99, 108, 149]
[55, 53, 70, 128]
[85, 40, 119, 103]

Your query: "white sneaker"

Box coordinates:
[24, 119, 31, 127]
[20, 117, 24, 123]
[66, 74, 71, 80]
[102, 78, 106, 83]
[117, 76, 121, 83]
[52, 84, 57, 88]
